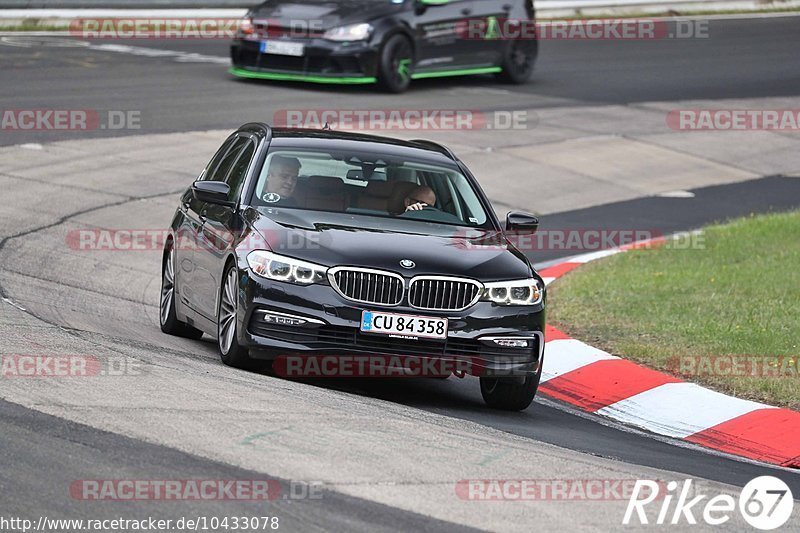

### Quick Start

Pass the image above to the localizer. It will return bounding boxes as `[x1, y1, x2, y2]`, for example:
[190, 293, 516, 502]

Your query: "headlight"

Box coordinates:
[322, 23, 373, 41]
[481, 279, 544, 306]
[247, 251, 327, 285]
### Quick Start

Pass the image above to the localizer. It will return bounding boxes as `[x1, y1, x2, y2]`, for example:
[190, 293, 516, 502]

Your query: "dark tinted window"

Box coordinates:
[224, 140, 256, 201]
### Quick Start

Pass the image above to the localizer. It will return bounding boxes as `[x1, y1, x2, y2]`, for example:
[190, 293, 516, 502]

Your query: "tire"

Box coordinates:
[217, 263, 251, 368]
[495, 38, 537, 84]
[160, 244, 204, 340]
[479, 368, 541, 411]
[377, 34, 413, 93]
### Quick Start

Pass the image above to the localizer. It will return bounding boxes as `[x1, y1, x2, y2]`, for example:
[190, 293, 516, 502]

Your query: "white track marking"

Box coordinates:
[657, 190, 696, 198]
[596, 382, 773, 438]
[541, 338, 618, 382]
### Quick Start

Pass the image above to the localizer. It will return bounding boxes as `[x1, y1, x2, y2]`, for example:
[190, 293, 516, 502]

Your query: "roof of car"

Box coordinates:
[238, 123, 460, 165]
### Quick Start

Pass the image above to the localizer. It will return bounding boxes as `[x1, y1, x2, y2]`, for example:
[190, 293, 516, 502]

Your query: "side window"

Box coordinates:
[207, 137, 248, 182]
[224, 140, 256, 201]
[200, 136, 237, 181]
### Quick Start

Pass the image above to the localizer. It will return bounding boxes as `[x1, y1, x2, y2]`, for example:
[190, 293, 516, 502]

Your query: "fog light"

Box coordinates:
[478, 336, 534, 349]
[259, 311, 323, 327]
[493, 339, 529, 348]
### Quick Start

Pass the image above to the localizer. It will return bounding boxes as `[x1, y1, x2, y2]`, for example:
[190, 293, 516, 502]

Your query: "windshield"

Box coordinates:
[248, 148, 492, 228]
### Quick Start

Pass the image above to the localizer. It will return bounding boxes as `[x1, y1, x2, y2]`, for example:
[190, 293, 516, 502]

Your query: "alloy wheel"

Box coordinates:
[218, 268, 238, 354]
[160, 248, 175, 326]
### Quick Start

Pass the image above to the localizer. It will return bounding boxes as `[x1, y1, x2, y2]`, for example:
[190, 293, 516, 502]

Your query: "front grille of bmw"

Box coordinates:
[329, 267, 405, 306]
[407, 277, 482, 311]
[328, 268, 482, 311]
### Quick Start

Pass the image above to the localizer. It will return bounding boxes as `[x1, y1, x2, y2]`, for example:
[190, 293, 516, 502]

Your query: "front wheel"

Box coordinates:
[495, 38, 537, 84]
[480, 371, 541, 411]
[377, 34, 413, 93]
[217, 264, 251, 368]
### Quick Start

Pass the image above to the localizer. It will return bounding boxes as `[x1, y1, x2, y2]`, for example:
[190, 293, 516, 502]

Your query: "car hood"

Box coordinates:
[249, 0, 402, 31]
[243, 208, 535, 281]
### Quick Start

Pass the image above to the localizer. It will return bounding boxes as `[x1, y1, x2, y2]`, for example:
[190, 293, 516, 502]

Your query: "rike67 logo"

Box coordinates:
[624, 476, 794, 529]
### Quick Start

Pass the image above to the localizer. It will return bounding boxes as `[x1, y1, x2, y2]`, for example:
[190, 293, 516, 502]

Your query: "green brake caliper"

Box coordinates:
[397, 58, 411, 83]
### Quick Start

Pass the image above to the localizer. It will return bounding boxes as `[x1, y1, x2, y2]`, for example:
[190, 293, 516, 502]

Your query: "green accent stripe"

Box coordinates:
[230, 65, 502, 85]
[411, 66, 502, 80]
[229, 67, 377, 85]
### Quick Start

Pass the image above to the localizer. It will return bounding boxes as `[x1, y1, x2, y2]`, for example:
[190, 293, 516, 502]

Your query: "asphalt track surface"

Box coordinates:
[0, 15, 799, 145]
[1, 14, 800, 530]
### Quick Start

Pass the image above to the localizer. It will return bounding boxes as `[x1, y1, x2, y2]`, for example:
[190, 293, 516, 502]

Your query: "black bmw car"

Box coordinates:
[230, 0, 537, 92]
[161, 123, 545, 410]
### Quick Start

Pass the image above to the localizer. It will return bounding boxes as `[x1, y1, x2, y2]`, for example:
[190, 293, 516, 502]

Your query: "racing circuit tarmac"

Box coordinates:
[1, 14, 800, 531]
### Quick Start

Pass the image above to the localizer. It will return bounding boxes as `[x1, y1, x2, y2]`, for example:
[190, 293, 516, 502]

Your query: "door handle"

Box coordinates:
[461, 8, 472, 15]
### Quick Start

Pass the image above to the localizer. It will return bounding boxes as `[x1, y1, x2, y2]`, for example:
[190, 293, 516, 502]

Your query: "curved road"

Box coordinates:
[1, 14, 799, 531]
[1, 15, 799, 145]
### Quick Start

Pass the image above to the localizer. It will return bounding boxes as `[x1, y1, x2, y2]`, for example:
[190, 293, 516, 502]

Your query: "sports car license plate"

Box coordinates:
[260, 40, 305, 57]
[360, 311, 448, 340]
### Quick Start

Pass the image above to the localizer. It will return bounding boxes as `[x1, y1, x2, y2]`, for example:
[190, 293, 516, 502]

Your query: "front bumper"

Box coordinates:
[230, 37, 379, 84]
[237, 273, 546, 377]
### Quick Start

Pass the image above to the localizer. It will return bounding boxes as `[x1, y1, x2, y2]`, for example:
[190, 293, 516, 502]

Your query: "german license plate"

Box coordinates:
[360, 311, 448, 340]
[260, 40, 305, 57]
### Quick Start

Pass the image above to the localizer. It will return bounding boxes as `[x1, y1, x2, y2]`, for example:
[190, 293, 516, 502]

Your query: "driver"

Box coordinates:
[262, 155, 301, 206]
[403, 185, 436, 212]
[399, 184, 464, 224]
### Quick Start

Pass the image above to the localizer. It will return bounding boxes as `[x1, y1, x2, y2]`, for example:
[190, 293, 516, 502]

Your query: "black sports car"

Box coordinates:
[161, 123, 545, 410]
[230, 0, 537, 92]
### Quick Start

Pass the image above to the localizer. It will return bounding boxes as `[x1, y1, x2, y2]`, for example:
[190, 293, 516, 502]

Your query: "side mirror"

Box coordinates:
[192, 181, 234, 208]
[506, 211, 539, 234]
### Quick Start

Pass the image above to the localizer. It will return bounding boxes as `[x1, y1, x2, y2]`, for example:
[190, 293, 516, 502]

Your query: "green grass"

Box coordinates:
[0, 24, 69, 32]
[549, 210, 800, 410]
